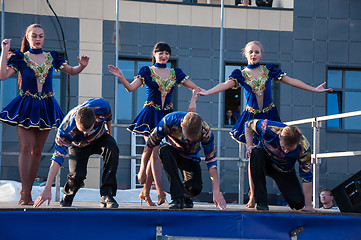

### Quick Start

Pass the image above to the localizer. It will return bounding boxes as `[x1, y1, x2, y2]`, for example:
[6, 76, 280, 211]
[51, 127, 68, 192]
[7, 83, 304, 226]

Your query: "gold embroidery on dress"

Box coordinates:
[149, 67, 176, 97]
[24, 52, 53, 84]
[242, 65, 268, 96]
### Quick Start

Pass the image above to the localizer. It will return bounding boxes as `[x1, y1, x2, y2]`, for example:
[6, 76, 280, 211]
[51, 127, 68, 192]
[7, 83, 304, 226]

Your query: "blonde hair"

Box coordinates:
[182, 112, 203, 140]
[280, 125, 302, 147]
[241, 41, 263, 57]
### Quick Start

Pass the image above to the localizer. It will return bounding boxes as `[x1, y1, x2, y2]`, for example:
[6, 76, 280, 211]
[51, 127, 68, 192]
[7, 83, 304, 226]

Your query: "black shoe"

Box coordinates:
[60, 195, 74, 207]
[184, 197, 194, 208]
[169, 198, 184, 209]
[256, 202, 269, 210]
[100, 196, 119, 208]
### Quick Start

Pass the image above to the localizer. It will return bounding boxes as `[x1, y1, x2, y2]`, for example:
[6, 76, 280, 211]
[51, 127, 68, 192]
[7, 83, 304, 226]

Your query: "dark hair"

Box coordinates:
[182, 112, 203, 140]
[320, 189, 333, 196]
[18, 24, 44, 87]
[280, 125, 302, 147]
[152, 42, 171, 65]
[75, 106, 96, 130]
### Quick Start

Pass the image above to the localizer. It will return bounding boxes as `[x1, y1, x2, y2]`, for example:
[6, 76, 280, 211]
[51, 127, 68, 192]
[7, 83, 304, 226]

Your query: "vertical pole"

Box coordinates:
[217, 0, 225, 190]
[238, 144, 245, 204]
[114, 0, 119, 141]
[0, 0, 5, 178]
[312, 120, 321, 208]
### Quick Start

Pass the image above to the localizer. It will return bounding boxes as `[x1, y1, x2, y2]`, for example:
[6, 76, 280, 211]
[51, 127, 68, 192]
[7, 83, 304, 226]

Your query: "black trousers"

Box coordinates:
[62, 134, 119, 197]
[250, 148, 305, 210]
[159, 145, 203, 200]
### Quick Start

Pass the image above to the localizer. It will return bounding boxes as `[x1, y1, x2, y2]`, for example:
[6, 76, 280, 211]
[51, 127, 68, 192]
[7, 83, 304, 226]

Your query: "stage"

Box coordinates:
[0, 202, 360, 240]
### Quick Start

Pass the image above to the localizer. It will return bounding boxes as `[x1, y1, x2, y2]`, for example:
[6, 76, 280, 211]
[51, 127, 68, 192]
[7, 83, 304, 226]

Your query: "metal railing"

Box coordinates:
[1, 110, 361, 207]
[285, 110, 361, 208]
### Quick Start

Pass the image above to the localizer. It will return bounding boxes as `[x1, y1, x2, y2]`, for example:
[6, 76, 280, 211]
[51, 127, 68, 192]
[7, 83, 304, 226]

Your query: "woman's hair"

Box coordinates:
[241, 40, 263, 57]
[21, 24, 43, 53]
[152, 42, 171, 65]
[75, 106, 96, 130]
[18, 24, 43, 87]
[280, 125, 302, 147]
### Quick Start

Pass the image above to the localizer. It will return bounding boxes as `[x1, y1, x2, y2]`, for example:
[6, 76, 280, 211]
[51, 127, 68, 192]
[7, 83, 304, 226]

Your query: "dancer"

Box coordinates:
[0, 24, 89, 205]
[138, 111, 226, 210]
[244, 119, 318, 212]
[108, 42, 199, 206]
[34, 98, 119, 208]
[198, 41, 332, 208]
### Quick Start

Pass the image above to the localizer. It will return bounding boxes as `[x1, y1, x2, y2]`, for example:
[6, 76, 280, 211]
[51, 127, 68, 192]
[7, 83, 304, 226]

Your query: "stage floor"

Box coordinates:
[0, 202, 360, 240]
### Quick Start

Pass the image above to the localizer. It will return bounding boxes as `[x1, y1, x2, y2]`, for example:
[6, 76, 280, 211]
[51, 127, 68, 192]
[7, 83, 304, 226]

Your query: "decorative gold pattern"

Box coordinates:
[20, 89, 55, 100]
[134, 75, 145, 87]
[277, 73, 287, 81]
[242, 66, 268, 96]
[246, 103, 275, 114]
[24, 52, 53, 84]
[227, 77, 239, 90]
[7, 64, 18, 74]
[144, 101, 173, 111]
[149, 67, 176, 97]
[178, 76, 188, 86]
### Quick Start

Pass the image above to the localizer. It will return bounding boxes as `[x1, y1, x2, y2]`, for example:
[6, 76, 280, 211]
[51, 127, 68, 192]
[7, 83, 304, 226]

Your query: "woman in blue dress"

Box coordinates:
[198, 41, 332, 208]
[0, 24, 89, 205]
[109, 42, 198, 206]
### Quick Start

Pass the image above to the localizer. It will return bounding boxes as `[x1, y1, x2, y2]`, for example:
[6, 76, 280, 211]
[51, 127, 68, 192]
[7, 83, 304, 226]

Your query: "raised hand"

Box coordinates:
[1, 39, 11, 52]
[315, 82, 333, 93]
[77, 55, 89, 67]
[108, 64, 124, 79]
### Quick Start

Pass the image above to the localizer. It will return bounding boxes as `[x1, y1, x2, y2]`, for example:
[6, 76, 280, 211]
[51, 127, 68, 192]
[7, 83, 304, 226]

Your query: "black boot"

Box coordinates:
[184, 197, 194, 208]
[169, 198, 184, 209]
[100, 196, 119, 208]
[60, 195, 74, 207]
[256, 202, 269, 210]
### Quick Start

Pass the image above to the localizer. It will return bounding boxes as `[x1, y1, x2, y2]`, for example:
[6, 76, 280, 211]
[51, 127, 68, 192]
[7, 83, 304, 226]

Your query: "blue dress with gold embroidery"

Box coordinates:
[127, 66, 188, 136]
[228, 64, 285, 144]
[0, 50, 67, 130]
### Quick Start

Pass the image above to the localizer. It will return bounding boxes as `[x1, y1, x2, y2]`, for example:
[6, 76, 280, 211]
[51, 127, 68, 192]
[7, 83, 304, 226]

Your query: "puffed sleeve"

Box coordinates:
[227, 69, 243, 89]
[174, 67, 189, 86]
[50, 51, 68, 70]
[135, 66, 149, 87]
[6, 50, 23, 73]
[266, 63, 286, 81]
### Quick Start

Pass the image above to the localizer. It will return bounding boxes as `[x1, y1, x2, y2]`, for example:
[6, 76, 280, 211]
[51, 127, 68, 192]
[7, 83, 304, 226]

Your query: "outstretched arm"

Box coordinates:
[208, 168, 226, 210]
[33, 161, 61, 207]
[61, 55, 89, 76]
[280, 75, 333, 93]
[198, 80, 235, 96]
[187, 89, 198, 113]
[0, 39, 16, 80]
[108, 64, 143, 92]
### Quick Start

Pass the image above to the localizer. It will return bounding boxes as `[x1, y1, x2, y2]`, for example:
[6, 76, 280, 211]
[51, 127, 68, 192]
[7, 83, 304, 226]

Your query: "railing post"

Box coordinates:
[238, 143, 245, 204]
[55, 168, 61, 202]
[312, 119, 321, 208]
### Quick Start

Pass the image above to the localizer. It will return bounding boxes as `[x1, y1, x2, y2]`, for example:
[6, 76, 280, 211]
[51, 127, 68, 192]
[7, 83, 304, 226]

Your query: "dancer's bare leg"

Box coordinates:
[150, 145, 166, 205]
[17, 127, 49, 204]
[139, 136, 156, 206]
[246, 161, 255, 208]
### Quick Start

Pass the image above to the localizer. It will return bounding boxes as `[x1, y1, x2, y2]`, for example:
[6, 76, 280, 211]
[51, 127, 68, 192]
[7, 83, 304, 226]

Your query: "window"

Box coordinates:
[326, 68, 361, 130]
[116, 59, 172, 122]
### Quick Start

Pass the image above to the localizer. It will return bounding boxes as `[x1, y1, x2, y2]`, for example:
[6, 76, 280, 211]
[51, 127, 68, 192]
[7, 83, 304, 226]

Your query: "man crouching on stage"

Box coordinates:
[34, 98, 119, 208]
[138, 111, 226, 210]
[245, 119, 319, 212]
